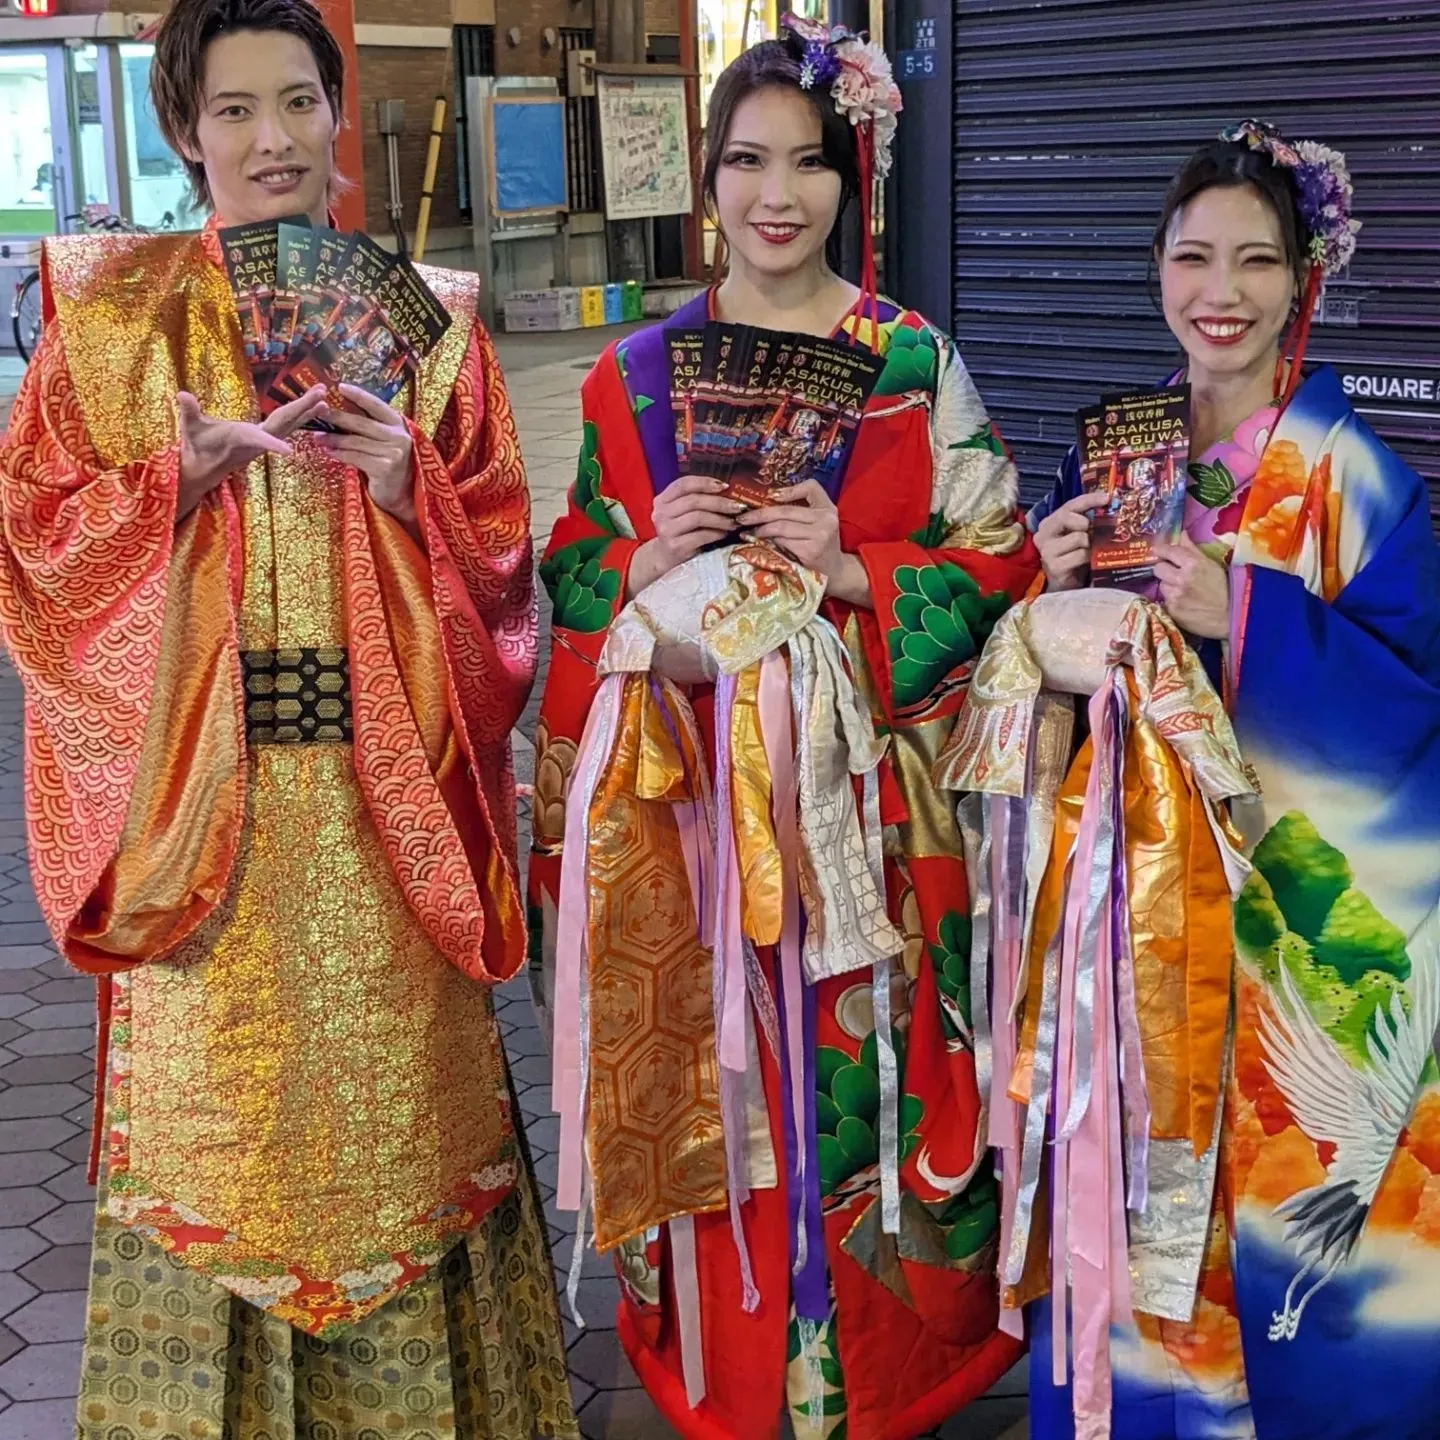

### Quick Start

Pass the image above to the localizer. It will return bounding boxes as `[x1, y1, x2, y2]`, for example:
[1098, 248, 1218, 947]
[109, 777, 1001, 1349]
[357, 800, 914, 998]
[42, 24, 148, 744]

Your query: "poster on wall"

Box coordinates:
[489, 96, 569, 217]
[596, 74, 693, 221]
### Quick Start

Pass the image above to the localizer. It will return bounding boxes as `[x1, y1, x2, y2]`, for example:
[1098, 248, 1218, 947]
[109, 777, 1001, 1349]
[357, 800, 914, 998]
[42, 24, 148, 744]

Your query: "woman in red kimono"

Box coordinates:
[528, 20, 1039, 1439]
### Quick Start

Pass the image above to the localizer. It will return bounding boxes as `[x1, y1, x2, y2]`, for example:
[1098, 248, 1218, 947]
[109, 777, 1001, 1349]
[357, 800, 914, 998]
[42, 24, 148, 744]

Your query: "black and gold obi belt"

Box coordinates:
[241, 648, 353, 745]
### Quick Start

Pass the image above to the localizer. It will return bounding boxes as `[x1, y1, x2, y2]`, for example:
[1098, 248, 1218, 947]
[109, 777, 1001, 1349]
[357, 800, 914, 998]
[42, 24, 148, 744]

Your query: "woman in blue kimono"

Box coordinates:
[1022, 122, 1440, 1439]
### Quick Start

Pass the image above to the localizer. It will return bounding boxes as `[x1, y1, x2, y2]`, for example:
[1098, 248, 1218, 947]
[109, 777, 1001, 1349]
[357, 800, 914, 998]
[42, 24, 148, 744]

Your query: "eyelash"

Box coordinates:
[1173, 251, 1280, 266]
[721, 152, 828, 170]
[217, 96, 318, 120]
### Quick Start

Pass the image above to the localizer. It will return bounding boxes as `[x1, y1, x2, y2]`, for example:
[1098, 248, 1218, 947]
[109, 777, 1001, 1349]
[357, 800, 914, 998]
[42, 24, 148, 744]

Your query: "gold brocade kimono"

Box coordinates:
[0, 229, 573, 1439]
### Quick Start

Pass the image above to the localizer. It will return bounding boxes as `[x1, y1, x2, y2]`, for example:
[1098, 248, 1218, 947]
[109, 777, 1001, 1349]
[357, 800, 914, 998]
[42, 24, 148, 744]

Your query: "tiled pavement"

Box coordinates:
[0, 337, 1026, 1438]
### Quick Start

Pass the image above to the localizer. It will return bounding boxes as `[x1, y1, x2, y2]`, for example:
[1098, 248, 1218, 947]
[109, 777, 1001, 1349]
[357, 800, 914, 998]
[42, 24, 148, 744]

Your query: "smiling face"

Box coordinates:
[186, 28, 337, 227]
[711, 85, 844, 282]
[1158, 183, 1301, 389]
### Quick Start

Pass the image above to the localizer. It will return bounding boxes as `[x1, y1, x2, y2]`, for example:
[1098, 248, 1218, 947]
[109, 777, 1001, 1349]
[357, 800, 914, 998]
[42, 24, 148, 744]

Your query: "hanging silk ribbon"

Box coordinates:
[554, 677, 627, 1218]
[671, 1215, 707, 1407]
[759, 652, 815, 1286]
[1066, 685, 1132, 1436]
[712, 672, 760, 1312]
[1057, 680, 1122, 1146]
[866, 766, 902, 1236]
[1107, 696, 1151, 1213]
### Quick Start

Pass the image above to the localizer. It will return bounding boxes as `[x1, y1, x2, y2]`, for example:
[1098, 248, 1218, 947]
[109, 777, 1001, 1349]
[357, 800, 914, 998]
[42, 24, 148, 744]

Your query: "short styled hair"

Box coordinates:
[150, 0, 345, 211]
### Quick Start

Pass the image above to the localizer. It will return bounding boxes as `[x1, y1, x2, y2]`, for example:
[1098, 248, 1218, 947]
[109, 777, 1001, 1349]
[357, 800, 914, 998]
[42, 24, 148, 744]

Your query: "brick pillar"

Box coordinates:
[315, 0, 367, 231]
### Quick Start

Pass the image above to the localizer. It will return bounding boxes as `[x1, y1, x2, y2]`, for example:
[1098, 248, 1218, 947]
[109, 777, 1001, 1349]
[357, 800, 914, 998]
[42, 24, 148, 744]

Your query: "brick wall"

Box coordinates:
[356, 46, 464, 235]
[492, 0, 594, 79]
[355, 0, 452, 25]
[646, 0, 679, 38]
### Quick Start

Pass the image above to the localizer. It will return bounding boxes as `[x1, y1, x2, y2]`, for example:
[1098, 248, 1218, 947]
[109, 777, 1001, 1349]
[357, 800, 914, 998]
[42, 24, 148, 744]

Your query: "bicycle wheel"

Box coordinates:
[12, 270, 42, 363]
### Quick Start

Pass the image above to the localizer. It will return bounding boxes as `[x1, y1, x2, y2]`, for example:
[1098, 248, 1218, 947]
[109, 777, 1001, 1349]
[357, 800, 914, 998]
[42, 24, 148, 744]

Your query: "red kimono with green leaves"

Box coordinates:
[529, 297, 1039, 1440]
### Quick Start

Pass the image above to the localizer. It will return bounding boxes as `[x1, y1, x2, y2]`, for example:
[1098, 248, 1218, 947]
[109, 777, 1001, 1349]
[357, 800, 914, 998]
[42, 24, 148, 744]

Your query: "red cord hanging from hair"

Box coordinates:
[845, 120, 882, 354]
[1274, 263, 1324, 409]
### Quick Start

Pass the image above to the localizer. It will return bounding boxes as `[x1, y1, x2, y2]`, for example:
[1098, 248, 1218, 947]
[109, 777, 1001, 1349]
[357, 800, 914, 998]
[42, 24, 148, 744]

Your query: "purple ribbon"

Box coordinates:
[775, 932, 830, 1323]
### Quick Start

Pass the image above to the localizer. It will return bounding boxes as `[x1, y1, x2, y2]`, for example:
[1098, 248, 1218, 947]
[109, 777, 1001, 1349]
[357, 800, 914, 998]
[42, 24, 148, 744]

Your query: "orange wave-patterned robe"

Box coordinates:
[0, 230, 537, 1337]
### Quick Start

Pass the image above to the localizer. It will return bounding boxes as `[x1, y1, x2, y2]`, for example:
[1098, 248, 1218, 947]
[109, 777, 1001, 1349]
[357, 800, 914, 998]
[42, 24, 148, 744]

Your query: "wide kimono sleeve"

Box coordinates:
[371, 317, 539, 981]
[852, 333, 1041, 722]
[0, 325, 198, 970]
[534, 349, 649, 660]
[410, 320, 539, 757]
[1229, 417, 1440, 839]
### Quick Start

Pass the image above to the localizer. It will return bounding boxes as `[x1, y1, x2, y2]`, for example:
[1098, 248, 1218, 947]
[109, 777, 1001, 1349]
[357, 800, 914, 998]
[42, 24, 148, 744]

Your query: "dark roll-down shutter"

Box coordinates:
[950, 0, 1440, 526]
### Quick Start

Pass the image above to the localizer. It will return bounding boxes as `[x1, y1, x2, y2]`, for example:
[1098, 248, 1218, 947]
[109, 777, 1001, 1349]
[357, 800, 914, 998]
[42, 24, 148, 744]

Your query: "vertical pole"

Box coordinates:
[103, 45, 133, 224]
[313, 0, 367, 231]
[828, 0, 866, 286]
[468, 77, 498, 334]
[678, 0, 703, 278]
[95, 46, 124, 221]
[885, 0, 950, 322]
[605, 0, 649, 283]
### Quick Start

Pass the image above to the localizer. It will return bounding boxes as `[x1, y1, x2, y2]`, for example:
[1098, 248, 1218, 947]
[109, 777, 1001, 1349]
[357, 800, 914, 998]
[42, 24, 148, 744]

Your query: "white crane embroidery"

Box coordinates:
[1257, 905, 1440, 1342]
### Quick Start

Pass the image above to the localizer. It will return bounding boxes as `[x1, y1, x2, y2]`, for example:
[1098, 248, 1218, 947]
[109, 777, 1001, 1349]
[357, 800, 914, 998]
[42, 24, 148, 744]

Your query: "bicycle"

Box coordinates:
[10, 207, 176, 363]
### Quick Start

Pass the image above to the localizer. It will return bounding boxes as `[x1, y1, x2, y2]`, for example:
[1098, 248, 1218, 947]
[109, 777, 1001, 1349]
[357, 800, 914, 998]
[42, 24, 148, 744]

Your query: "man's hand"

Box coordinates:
[176, 385, 330, 520]
[314, 385, 419, 535]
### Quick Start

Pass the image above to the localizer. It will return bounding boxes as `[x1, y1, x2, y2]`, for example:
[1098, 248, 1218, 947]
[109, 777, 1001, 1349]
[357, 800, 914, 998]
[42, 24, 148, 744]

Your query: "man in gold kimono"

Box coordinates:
[0, 1, 576, 1435]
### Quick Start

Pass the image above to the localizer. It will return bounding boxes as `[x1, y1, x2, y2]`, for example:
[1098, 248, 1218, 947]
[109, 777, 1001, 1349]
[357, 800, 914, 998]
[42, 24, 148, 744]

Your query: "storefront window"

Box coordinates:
[0, 51, 58, 235]
[697, 0, 779, 127]
[119, 43, 196, 229]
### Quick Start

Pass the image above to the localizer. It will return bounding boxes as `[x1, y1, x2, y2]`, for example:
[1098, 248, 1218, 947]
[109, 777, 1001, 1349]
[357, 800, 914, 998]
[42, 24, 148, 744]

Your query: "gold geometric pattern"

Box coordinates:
[586, 677, 728, 1250]
[242, 647, 353, 745]
[78, 1174, 579, 1440]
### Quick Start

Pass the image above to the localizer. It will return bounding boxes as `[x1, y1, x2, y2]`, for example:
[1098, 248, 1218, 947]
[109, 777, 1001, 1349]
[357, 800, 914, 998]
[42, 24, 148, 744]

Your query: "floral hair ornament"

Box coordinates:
[1219, 119, 1362, 405]
[780, 13, 903, 349]
[1219, 119, 1360, 276]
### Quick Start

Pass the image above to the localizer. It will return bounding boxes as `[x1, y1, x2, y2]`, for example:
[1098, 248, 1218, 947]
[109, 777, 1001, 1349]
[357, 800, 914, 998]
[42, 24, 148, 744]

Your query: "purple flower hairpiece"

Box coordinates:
[779, 13, 903, 177]
[1220, 119, 1361, 276]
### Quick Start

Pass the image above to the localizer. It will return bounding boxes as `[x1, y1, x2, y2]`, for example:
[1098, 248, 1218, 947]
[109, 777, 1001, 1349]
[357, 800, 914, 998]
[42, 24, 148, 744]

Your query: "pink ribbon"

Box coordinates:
[1056, 680, 1133, 1435]
[759, 651, 809, 1274]
[554, 677, 626, 1216]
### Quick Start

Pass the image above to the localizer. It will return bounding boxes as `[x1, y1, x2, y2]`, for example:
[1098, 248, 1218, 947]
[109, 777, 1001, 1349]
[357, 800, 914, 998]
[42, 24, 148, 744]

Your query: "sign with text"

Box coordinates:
[1336, 366, 1440, 415]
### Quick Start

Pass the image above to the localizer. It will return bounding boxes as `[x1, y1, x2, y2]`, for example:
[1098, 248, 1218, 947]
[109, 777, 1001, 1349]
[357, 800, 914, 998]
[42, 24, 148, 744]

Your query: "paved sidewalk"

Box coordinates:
[0, 336, 1026, 1439]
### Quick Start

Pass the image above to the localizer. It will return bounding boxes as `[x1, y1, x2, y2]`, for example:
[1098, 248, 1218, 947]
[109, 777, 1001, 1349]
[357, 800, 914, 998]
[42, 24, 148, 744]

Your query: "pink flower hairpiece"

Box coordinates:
[1220, 119, 1362, 276]
[781, 14, 903, 178]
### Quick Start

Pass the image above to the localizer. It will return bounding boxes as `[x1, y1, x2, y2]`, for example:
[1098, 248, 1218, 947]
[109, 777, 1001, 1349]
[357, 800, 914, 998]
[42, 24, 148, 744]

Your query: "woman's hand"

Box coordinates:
[1034, 492, 1110, 592]
[176, 384, 329, 521]
[1153, 533, 1231, 639]
[314, 385, 418, 535]
[738, 480, 870, 605]
[626, 475, 745, 597]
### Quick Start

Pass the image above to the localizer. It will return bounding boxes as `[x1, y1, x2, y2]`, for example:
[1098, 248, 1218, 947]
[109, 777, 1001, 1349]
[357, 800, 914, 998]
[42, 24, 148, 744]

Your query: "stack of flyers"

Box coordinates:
[668, 321, 883, 515]
[219, 219, 451, 426]
[1074, 383, 1191, 590]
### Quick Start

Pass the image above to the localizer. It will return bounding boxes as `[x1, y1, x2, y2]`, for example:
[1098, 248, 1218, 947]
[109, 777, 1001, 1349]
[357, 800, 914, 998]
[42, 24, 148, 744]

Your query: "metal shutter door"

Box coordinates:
[951, 0, 1440, 523]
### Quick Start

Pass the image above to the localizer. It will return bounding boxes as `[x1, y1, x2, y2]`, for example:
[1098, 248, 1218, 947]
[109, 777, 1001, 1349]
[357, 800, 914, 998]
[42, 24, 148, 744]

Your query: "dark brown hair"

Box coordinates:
[151, 0, 345, 211]
[1151, 138, 1310, 293]
[700, 39, 860, 268]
